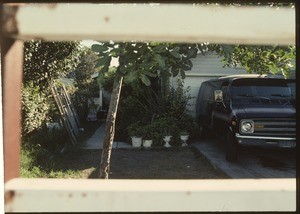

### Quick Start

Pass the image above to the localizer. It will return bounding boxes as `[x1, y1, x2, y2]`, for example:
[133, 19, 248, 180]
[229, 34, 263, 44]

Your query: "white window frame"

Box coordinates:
[1, 3, 296, 212]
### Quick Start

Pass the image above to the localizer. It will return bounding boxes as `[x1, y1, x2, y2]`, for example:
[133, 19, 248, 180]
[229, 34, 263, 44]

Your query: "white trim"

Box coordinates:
[186, 74, 224, 77]
[236, 133, 296, 141]
[5, 178, 296, 212]
[14, 4, 295, 45]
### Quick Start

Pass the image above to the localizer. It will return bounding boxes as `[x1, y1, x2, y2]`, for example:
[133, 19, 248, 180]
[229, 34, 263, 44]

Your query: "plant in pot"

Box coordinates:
[160, 117, 180, 147]
[127, 122, 143, 147]
[162, 126, 174, 147]
[180, 131, 189, 146]
[141, 124, 156, 148]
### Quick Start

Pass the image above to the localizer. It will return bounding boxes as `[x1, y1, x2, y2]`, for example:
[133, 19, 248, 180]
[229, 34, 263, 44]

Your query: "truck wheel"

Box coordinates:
[226, 130, 238, 162]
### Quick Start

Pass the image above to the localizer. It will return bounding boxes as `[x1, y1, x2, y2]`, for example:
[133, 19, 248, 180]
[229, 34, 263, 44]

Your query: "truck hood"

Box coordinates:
[232, 100, 296, 118]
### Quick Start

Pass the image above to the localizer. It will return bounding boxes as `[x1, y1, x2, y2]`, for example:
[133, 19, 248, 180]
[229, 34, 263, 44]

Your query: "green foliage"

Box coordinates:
[98, 66, 117, 92]
[21, 82, 51, 136]
[20, 143, 50, 178]
[123, 82, 196, 145]
[73, 48, 101, 120]
[20, 143, 82, 178]
[138, 80, 193, 120]
[211, 44, 295, 78]
[24, 40, 81, 87]
[91, 42, 199, 87]
[127, 121, 144, 137]
[22, 40, 82, 137]
[74, 48, 99, 92]
[140, 123, 160, 140]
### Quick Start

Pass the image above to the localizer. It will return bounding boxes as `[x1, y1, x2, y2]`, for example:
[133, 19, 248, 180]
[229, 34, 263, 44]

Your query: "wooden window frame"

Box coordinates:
[1, 3, 297, 212]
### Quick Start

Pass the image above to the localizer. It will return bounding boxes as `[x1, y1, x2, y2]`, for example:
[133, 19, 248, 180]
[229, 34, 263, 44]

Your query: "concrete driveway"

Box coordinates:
[192, 137, 296, 179]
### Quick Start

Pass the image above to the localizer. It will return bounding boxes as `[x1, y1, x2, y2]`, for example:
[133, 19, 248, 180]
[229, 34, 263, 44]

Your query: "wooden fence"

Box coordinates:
[1, 3, 296, 212]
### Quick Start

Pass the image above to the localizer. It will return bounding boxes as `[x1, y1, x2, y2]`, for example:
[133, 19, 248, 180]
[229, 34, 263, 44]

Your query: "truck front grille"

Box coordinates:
[244, 118, 296, 137]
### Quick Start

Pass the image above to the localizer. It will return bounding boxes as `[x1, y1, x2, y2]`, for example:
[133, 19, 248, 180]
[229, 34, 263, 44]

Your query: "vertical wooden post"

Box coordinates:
[2, 39, 23, 182]
[99, 74, 123, 179]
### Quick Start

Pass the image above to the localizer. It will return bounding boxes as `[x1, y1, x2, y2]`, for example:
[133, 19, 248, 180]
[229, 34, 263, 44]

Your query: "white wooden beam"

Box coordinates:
[5, 178, 296, 212]
[12, 4, 295, 45]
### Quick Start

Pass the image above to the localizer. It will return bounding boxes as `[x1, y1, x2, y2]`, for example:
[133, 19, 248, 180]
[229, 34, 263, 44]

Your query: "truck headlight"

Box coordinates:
[240, 120, 254, 133]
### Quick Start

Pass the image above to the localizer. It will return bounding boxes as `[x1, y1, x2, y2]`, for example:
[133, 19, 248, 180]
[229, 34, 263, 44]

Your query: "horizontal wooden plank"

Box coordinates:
[5, 178, 296, 212]
[8, 4, 295, 45]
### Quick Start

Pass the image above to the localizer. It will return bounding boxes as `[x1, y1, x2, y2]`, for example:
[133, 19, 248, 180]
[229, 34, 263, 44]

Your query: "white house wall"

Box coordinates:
[180, 52, 246, 117]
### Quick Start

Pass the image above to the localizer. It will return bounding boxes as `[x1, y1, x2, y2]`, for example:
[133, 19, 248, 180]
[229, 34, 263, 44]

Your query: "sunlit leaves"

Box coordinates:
[140, 74, 151, 86]
[215, 44, 295, 78]
[154, 54, 166, 68]
[95, 55, 112, 68]
[92, 42, 199, 87]
[124, 70, 138, 84]
[91, 44, 108, 53]
[23, 41, 81, 87]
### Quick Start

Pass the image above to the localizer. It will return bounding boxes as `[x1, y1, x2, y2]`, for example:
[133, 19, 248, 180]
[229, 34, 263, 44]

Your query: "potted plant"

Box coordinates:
[180, 131, 189, 146]
[162, 127, 173, 147]
[141, 124, 156, 148]
[127, 122, 143, 147]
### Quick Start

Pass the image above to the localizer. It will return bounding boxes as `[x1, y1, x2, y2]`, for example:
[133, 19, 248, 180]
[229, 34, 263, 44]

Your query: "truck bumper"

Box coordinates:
[235, 134, 296, 148]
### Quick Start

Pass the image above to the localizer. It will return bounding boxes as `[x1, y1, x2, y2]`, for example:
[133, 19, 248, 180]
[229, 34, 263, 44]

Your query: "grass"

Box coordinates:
[20, 143, 92, 178]
[21, 120, 229, 180]
[20, 121, 102, 178]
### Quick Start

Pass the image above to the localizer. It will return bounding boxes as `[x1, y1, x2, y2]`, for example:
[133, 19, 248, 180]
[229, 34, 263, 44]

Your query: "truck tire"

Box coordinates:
[226, 130, 238, 162]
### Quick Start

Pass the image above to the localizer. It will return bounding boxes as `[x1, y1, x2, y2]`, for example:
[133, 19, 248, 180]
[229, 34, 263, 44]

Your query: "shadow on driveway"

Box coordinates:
[192, 137, 296, 179]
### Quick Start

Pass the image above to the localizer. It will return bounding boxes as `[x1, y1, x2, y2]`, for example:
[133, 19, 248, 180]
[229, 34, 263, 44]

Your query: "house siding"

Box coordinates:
[177, 52, 246, 117]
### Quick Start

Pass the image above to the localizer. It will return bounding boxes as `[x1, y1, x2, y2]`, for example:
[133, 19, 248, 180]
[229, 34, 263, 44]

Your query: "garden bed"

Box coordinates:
[23, 145, 229, 179]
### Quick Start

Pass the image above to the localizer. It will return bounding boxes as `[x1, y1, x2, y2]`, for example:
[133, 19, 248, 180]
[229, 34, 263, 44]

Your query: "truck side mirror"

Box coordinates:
[214, 90, 223, 102]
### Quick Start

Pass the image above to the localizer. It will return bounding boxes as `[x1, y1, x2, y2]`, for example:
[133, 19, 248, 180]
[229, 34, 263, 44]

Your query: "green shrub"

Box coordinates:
[21, 81, 51, 136]
[98, 66, 117, 92]
[20, 142, 82, 178]
[127, 121, 144, 137]
[119, 81, 196, 144]
[137, 82, 193, 120]
[20, 143, 51, 178]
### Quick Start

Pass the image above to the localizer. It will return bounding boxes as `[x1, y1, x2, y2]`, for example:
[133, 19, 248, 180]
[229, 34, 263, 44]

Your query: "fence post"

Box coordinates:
[2, 39, 23, 182]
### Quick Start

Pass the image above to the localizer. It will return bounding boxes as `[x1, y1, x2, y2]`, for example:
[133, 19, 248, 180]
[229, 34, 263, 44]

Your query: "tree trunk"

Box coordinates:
[99, 74, 123, 179]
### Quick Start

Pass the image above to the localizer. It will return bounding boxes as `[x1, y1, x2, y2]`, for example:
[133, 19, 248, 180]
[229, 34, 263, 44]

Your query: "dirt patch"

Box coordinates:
[85, 147, 229, 179]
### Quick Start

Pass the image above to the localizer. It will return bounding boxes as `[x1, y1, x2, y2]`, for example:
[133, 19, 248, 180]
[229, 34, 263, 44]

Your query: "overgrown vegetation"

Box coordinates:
[21, 41, 102, 178]
[21, 142, 84, 178]
[22, 41, 81, 139]
[119, 78, 196, 146]
[73, 48, 101, 121]
[21, 81, 51, 136]
[21, 121, 100, 178]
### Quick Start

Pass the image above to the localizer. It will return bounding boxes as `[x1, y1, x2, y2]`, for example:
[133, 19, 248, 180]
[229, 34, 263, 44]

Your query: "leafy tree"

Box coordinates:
[73, 48, 100, 120]
[211, 45, 295, 78]
[93, 41, 295, 179]
[21, 81, 51, 136]
[92, 42, 198, 178]
[201, 3, 295, 77]
[91, 3, 295, 179]
[23, 41, 81, 87]
[22, 41, 81, 137]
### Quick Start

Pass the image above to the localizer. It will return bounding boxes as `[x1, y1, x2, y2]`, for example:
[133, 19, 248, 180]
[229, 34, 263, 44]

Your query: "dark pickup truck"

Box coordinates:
[196, 75, 296, 162]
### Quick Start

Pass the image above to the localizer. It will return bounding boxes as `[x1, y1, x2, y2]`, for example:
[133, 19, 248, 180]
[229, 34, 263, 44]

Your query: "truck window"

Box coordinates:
[205, 81, 221, 101]
[231, 79, 294, 99]
[221, 81, 229, 101]
[202, 83, 211, 101]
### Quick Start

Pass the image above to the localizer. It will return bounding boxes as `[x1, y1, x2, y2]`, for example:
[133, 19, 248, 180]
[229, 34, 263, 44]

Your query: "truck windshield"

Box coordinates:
[231, 79, 295, 99]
